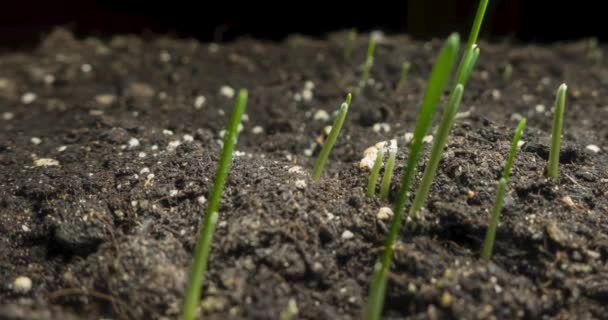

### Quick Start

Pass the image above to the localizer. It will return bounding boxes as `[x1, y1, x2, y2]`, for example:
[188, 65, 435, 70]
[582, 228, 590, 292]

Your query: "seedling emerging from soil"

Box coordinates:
[363, 33, 460, 320]
[367, 146, 385, 197]
[409, 84, 465, 218]
[481, 119, 525, 261]
[311, 93, 351, 181]
[397, 61, 411, 90]
[380, 140, 397, 200]
[358, 36, 376, 92]
[182, 89, 248, 320]
[547, 84, 567, 182]
[344, 29, 357, 61]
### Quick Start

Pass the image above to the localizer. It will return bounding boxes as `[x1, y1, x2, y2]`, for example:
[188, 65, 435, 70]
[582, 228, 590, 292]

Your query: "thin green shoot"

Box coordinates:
[363, 33, 460, 320]
[502, 118, 526, 180]
[344, 29, 357, 61]
[367, 147, 385, 197]
[409, 84, 464, 218]
[452, 0, 489, 86]
[358, 36, 376, 92]
[311, 94, 351, 181]
[397, 61, 411, 90]
[182, 89, 248, 320]
[481, 178, 508, 261]
[380, 140, 397, 200]
[459, 45, 480, 87]
[547, 84, 567, 182]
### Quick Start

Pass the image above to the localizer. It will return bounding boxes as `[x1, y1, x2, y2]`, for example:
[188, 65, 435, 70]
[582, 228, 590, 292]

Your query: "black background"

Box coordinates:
[0, 0, 604, 49]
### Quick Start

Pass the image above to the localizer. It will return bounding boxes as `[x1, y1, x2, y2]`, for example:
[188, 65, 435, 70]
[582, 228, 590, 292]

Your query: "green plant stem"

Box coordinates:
[311, 96, 350, 181]
[358, 36, 376, 92]
[363, 33, 459, 320]
[182, 89, 248, 320]
[367, 149, 385, 197]
[380, 147, 397, 200]
[409, 84, 464, 218]
[481, 178, 508, 261]
[502, 118, 526, 180]
[397, 61, 411, 90]
[452, 0, 489, 86]
[547, 84, 567, 182]
[344, 29, 357, 61]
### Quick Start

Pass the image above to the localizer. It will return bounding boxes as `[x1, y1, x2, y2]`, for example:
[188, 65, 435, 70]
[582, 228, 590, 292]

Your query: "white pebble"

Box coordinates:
[30, 137, 42, 145]
[252, 126, 264, 134]
[220, 86, 235, 98]
[138, 152, 146, 158]
[57, 146, 67, 152]
[304, 81, 315, 90]
[21, 92, 37, 104]
[301, 89, 313, 101]
[535, 104, 546, 113]
[423, 135, 434, 143]
[13, 276, 32, 294]
[162, 129, 174, 136]
[288, 166, 304, 174]
[313, 109, 330, 121]
[194, 95, 206, 109]
[293, 93, 302, 102]
[167, 140, 181, 151]
[377, 207, 393, 220]
[372, 123, 391, 133]
[491, 89, 501, 100]
[140, 167, 150, 174]
[324, 125, 333, 135]
[197, 195, 207, 205]
[2, 112, 14, 120]
[183, 134, 194, 142]
[295, 179, 307, 189]
[43, 74, 55, 85]
[586, 144, 601, 153]
[81, 64, 93, 73]
[341, 230, 355, 240]
[517, 140, 525, 148]
[159, 51, 171, 62]
[128, 138, 140, 149]
[169, 189, 179, 197]
[34, 158, 59, 167]
[95, 94, 116, 105]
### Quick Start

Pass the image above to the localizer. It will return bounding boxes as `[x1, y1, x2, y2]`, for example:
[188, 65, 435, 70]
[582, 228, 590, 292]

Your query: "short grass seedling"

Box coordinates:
[547, 84, 567, 182]
[380, 140, 397, 200]
[344, 29, 357, 61]
[397, 61, 411, 90]
[358, 36, 376, 93]
[363, 33, 460, 320]
[182, 89, 248, 320]
[481, 118, 526, 261]
[311, 93, 352, 181]
[367, 146, 385, 197]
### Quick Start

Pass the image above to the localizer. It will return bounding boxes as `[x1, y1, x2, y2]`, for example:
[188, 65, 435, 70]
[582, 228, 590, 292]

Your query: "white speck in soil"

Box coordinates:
[128, 138, 140, 149]
[220, 86, 235, 98]
[492, 89, 501, 100]
[2, 112, 14, 120]
[561, 196, 576, 208]
[194, 95, 206, 109]
[197, 196, 207, 205]
[21, 224, 30, 232]
[162, 129, 174, 136]
[169, 190, 179, 197]
[294, 179, 307, 189]
[423, 135, 434, 144]
[12, 276, 32, 294]
[30, 137, 42, 145]
[313, 109, 329, 121]
[183, 134, 194, 142]
[151, 145, 158, 151]
[34, 158, 59, 167]
[167, 140, 181, 151]
[140, 167, 150, 174]
[341, 230, 355, 240]
[585, 144, 601, 153]
[522, 94, 535, 103]
[81, 64, 92, 73]
[404, 132, 414, 144]
[517, 140, 525, 148]
[372, 123, 391, 133]
[251, 126, 264, 134]
[288, 166, 304, 174]
[138, 152, 146, 158]
[57, 146, 67, 152]
[535, 104, 546, 113]
[159, 50, 171, 63]
[302, 89, 313, 101]
[208, 43, 219, 53]
[95, 94, 116, 105]
[377, 207, 393, 220]
[43, 74, 55, 85]
[293, 93, 302, 102]
[304, 80, 315, 90]
[21, 92, 37, 104]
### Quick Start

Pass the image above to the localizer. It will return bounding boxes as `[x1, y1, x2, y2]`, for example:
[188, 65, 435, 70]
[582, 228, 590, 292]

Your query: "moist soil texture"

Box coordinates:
[1, 29, 608, 320]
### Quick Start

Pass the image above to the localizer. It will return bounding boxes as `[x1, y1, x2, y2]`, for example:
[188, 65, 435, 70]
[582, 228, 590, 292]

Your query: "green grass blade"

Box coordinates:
[367, 148, 385, 197]
[453, 0, 489, 85]
[182, 89, 248, 320]
[502, 118, 526, 180]
[311, 95, 351, 181]
[363, 33, 459, 320]
[409, 84, 464, 218]
[457, 45, 480, 87]
[380, 141, 397, 200]
[481, 178, 508, 261]
[358, 36, 376, 92]
[344, 29, 358, 61]
[547, 84, 567, 182]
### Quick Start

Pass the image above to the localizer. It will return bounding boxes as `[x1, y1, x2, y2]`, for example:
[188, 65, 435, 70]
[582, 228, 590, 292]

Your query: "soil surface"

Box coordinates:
[1, 29, 608, 320]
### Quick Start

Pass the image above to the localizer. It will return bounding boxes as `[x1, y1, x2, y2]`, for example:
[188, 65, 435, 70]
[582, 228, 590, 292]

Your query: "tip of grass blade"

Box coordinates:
[346, 93, 353, 106]
[447, 33, 460, 49]
[559, 83, 568, 92]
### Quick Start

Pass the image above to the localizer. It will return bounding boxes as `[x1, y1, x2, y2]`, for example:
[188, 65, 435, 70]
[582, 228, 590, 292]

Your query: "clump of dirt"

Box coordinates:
[1, 29, 607, 319]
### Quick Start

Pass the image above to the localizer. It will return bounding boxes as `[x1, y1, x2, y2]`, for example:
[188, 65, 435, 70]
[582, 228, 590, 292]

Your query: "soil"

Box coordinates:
[1, 29, 607, 320]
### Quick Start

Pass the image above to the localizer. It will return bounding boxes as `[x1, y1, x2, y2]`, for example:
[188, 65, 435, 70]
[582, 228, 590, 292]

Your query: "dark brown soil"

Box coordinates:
[1, 29, 607, 320]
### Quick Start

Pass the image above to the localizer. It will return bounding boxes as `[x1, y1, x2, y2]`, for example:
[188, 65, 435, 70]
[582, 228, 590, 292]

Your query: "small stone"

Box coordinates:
[313, 110, 329, 121]
[294, 179, 307, 189]
[57, 146, 67, 152]
[535, 104, 546, 113]
[162, 129, 174, 136]
[194, 95, 206, 109]
[21, 92, 37, 104]
[167, 140, 181, 151]
[220, 86, 235, 98]
[341, 230, 354, 240]
[95, 94, 116, 105]
[140, 167, 150, 174]
[377, 207, 393, 220]
[288, 166, 304, 174]
[252, 126, 264, 134]
[13, 276, 32, 294]
[2, 112, 14, 120]
[81, 64, 93, 73]
[423, 135, 434, 143]
[491, 89, 501, 100]
[127, 82, 155, 98]
[128, 138, 140, 149]
[30, 137, 42, 145]
[561, 196, 576, 208]
[159, 51, 171, 62]
[34, 158, 59, 167]
[585, 144, 601, 153]
[517, 140, 525, 148]
[372, 123, 391, 133]
[304, 81, 315, 90]
[197, 196, 207, 205]
[404, 132, 414, 144]
[440, 291, 452, 307]
[169, 190, 179, 197]
[183, 134, 194, 142]
[43, 74, 55, 85]
[301, 89, 313, 101]
[324, 125, 333, 135]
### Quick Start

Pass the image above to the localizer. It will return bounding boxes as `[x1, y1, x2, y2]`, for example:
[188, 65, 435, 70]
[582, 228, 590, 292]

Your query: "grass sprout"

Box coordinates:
[367, 146, 385, 197]
[363, 33, 460, 320]
[397, 61, 411, 90]
[358, 36, 376, 92]
[380, 140, 398, 200]
[409, 84, 464, 218]
[344, 29, 357, 61]
[311, 93, 351, 181]
[547, 83, 567, 182]
[182, 89, 248, 320]
[481, 118, 526, 261]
